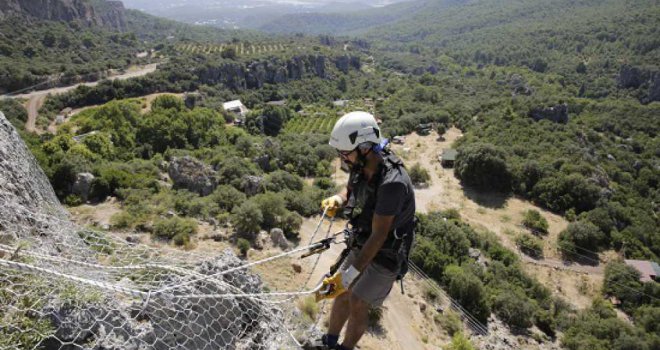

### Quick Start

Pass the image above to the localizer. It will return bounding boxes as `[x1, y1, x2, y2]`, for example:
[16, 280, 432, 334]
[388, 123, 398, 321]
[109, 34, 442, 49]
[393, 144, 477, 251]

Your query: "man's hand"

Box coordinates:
[315, 265, 359, 302]
[321, 195, 344, 218]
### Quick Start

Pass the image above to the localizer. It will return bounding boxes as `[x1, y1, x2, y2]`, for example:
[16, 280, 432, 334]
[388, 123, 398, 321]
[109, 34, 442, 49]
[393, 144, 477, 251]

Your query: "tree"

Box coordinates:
[559, 221, 606, 254]
[221, 47, 237, 59]
[231, 201, 263, 238]
[444, 265, 490, 322]
[455, 143, 512, 192]
[261, 105, 292, 136]
[492, 289, 537, 328]
[603, 262, 642, 311]
[263, 170, 303, 192]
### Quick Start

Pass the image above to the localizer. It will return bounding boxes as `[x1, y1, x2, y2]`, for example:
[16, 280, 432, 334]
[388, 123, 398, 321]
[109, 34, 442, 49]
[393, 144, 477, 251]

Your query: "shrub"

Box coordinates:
[152, 217, 198, 246]
[237, 238, 251, 257]
[297, 296, 318, 323]
[436, 310, 463, 336]
[368, 306, 383, 328]
[409, 163, 431, 186]
[516, 233, 544, 259]
[446, 332, 476, 350]
[522, 209, 549, 234]
[64, 194, 82, 206]
[492, 289, 537, 329]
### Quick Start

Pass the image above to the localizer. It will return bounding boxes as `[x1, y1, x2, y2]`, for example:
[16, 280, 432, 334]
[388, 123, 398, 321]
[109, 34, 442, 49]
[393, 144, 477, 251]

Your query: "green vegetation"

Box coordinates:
[516, 233, 544, 259]
[560, 298, 659, 350]
[435, 309, 462, 337]
[445, 332, 476, 350]
[408, 163, 431, 186]
[152, 217, 198, 246]
[521, 210, 549, 235]
[237, 238, 251, 257]
[411, 211, 560, 331]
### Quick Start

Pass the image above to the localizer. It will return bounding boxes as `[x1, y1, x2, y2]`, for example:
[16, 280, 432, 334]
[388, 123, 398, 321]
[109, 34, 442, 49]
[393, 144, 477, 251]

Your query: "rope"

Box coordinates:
[155, 237, 340, 294]
[0, 258, 148, 297]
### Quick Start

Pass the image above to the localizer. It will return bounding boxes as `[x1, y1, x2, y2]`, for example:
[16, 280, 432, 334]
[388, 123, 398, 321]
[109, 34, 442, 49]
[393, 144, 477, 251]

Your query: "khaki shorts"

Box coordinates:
[340, 249, 398, 306]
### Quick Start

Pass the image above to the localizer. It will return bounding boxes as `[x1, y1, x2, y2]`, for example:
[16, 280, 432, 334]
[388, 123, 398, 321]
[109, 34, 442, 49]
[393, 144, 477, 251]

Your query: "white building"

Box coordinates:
[222, 100, 249, 117]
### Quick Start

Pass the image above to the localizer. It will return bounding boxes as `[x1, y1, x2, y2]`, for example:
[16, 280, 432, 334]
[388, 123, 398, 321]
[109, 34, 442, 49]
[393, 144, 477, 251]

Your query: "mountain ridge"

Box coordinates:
[0, 0, 127, 30]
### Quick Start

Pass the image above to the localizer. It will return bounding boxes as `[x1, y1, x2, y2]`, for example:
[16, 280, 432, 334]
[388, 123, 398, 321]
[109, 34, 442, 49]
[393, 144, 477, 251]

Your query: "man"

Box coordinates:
[314, 111, 416, 350]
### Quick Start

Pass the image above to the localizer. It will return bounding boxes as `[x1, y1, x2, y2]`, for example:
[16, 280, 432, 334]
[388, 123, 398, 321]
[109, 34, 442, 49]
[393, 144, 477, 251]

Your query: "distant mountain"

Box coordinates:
[259, 0, 425, 35]
[121, 0, 414, 29]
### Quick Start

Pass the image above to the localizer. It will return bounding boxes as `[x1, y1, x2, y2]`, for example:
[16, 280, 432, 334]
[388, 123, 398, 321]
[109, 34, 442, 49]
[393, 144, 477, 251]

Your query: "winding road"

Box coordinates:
[5, 63, 158, 133]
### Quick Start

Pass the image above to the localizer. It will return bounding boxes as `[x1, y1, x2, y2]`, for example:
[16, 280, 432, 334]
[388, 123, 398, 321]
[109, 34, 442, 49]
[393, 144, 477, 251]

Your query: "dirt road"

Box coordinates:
[10, 63, 158, 133]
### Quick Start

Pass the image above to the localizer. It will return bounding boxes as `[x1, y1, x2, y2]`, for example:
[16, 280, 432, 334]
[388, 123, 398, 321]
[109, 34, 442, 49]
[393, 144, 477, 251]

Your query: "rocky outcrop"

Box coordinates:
[648, 72, 660, 103]
[0, 111, 69, 245]
[168, 156, 218, 196]
[530, 104, 569, 124]
[196, 54, 350, 90]
[617, 64, 649, 89]
[0, 0, 126, 30]
[242, 175, 264, 196]
[334, 55, 361, 74]
[269, 228, 289, 250]
[71, 172, 94, 202]
[617, 64, 660, 103]
[509, 74, 533, 96]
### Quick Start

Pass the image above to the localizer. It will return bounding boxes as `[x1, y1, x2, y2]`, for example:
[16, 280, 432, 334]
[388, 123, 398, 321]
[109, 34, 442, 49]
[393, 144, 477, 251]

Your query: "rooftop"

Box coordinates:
[625, 259, 660, 282]
[442, 149, 458, 161]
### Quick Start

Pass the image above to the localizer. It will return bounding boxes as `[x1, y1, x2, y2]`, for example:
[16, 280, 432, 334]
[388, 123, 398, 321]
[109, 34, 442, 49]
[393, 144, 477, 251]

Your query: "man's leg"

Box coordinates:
[327, 291, 351, 336]
[340, 292, 370, 349]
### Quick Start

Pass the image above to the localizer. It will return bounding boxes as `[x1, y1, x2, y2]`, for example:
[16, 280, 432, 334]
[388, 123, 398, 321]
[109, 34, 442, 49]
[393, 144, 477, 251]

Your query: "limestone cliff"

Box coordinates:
[0, 0, 126, 30]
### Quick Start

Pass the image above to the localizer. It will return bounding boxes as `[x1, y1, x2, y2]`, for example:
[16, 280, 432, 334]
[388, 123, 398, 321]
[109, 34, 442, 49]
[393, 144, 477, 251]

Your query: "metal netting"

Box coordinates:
[0, 203, 314, 350]
[0, 111, 338, 350]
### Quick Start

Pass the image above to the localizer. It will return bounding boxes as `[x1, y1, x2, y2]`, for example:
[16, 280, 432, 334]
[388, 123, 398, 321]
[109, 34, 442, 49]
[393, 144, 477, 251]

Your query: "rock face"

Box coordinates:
[168, 156, 217, 196]
[196, 54, 353, 90]
[0, 111, 69, 244]
[0, 0, 126, 30]
[530, 104, 569, 124]
[618, 64, 649, 89]
[648, 72, 660, 103]
[242, 175, 264, 197]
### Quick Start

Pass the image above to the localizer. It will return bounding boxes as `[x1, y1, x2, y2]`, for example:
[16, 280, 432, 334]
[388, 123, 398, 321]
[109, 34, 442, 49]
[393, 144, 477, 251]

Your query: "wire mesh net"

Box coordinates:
[0, 112, 330, 349]
[0, 206, 307, 350]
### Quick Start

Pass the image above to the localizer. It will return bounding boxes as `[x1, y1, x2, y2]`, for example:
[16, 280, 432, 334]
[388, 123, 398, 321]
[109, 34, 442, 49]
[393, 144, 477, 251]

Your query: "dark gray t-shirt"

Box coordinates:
[347, 156, 416, 232]
[374, 164, 416, 230]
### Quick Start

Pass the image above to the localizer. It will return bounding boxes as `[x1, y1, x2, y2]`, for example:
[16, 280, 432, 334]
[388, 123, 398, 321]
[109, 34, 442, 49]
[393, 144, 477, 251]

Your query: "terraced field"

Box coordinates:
[174, 42, 289, 56]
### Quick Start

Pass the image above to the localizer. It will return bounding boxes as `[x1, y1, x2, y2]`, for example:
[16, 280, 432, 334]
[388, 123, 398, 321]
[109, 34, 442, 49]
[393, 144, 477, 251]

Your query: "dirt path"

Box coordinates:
[14, 63, 158, 133]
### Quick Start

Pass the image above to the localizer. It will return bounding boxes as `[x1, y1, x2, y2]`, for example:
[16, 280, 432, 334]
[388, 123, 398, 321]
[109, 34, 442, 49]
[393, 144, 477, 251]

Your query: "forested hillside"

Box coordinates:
[0, 0, 263, 94]
[1, 0, 658, 349]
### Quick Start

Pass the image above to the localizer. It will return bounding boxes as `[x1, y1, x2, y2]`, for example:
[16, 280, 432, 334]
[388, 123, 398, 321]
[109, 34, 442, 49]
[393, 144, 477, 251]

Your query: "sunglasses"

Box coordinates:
[338, 149, 354, 158]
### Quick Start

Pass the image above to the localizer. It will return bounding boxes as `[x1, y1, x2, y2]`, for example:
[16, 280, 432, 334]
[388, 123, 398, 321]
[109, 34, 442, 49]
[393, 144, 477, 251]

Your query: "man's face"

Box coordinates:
[338, 149, 358, 168]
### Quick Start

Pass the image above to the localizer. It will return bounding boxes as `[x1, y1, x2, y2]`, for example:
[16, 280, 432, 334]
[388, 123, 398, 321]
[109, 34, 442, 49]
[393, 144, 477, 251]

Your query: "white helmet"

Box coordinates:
[329, 111, 381, 151]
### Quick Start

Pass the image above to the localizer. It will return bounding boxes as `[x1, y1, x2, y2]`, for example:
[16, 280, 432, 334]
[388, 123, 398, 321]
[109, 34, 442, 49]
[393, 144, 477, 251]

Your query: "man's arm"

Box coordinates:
[352, 214, 395, 272]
